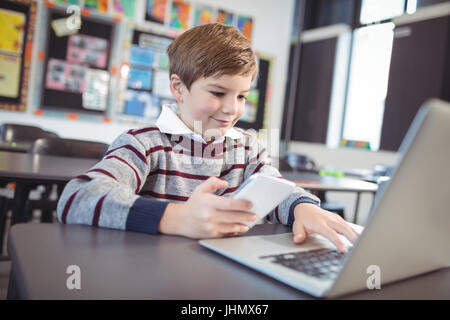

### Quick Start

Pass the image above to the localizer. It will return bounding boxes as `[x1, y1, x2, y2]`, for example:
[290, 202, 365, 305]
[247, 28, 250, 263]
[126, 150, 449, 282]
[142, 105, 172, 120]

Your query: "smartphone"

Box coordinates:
[231, 174, 296, 228]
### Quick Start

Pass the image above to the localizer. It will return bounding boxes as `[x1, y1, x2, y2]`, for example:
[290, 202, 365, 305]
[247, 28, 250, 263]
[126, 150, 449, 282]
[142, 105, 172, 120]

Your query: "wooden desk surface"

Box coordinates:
[7, 223, 450, 300]
[281, 171, 378, 193]
[0, 151, 98, 183]
[0, 141, 30, 153]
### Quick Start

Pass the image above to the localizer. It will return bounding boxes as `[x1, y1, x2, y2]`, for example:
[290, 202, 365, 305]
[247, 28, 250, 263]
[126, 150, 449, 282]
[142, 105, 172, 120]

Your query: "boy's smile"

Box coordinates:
[170, 73, 253, 142]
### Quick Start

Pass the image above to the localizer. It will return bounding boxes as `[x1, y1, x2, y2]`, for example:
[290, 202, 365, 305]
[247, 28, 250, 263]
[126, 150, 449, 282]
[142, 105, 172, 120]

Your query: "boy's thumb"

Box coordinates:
[293, 224, 307, 244]
[195, 177, 228, 194]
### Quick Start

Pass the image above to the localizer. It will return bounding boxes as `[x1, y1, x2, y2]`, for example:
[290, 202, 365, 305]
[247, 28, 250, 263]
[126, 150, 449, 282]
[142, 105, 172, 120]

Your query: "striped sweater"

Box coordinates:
[56, 104, 320, 234]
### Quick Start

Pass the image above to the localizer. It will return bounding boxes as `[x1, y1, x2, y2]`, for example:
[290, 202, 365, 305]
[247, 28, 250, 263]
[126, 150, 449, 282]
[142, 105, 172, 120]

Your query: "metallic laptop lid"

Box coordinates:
[327, 99, 450, 297]
[200, 99, 450, 298]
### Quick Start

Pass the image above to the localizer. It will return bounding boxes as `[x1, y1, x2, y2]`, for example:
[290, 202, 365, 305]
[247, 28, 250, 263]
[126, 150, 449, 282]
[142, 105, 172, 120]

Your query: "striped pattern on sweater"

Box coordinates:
[56, 126, 320, 234]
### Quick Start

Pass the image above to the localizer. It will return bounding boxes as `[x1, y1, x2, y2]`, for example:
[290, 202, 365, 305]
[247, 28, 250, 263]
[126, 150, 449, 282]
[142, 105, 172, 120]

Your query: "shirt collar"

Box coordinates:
[155, 104, 243, 144]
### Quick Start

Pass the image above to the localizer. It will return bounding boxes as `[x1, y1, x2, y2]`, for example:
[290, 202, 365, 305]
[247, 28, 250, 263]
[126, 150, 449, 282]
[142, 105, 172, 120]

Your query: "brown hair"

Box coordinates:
[167, 23, 258, 90]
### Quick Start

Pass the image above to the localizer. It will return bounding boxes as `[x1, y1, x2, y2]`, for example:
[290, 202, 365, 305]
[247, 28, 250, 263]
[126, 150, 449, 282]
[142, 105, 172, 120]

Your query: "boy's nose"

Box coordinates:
[222, 97, 238, 115]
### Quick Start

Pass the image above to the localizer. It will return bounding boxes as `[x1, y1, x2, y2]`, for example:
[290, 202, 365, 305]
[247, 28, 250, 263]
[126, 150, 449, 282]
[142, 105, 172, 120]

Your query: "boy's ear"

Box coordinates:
[169, 74, 185, 103]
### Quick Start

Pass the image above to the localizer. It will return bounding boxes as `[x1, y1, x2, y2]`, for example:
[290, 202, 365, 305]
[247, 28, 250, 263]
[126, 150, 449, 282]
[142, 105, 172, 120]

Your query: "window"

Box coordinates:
[342, 23, 395, 150]
[284, 0, 425, 150]
[360, 0, 406, 24]
[341, 0, 418, 150]
[407, 0, 418, 13]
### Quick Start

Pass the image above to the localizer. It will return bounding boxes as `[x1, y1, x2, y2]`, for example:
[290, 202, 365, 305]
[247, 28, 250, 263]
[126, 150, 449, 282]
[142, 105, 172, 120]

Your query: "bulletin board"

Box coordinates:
[118, 26, 176, 122]
[0, 0, 36, 112]
[12, 0, 258, 125]
[39, 8, 115, 115]
[236, 54, 272, 131]
[144, 0, 254, 43]
[146, 0, 167, 25]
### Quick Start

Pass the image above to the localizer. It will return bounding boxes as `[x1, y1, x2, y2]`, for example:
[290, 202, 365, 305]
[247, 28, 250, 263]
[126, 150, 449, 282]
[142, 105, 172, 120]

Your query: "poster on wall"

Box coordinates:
[130, 45, 154, 67]
[40, 9, 113, 115]
[54, 0, 82, 5]
[46, 59, 87, 93]
[138, 33, 171, 69]
[237, 15, 253, 43]
[66, 34, 109, 69]
[236, 55, 272, 130]
[169, 0, 191, 30]
[122, 29, 176, 121]
[0, 8, 26, 55]
[240, 88, 259, 123]
[0, 0, 36, 112]
[152, 70, 172, 98]
[146, 0, 167, 25]
[193, 4, 213, 26]
[127, 67, 152, 90]
[0, 54, 21, 98]
[139, 33, 172, 52]
[111, 0, 136, 19]
[124, 90, 161, 119]
[84, 0, 109, 13]
[217, 9, 234, 25]
[51, 15, 80, 37]
[0, 7, 25, 99]
[82, 69, 109, 111]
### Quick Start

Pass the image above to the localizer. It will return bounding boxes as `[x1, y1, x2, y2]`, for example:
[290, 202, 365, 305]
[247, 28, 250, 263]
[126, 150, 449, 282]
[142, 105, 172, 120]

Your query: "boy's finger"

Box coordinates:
[319, 225, 348, 253]
[292, 223, 307, 244]
[216, 210, 257, 223]
[217, 223, 249, 235]
[207, 195, 253, 211]
[329, 220, 359, 243]
[195, 177, 228, 194]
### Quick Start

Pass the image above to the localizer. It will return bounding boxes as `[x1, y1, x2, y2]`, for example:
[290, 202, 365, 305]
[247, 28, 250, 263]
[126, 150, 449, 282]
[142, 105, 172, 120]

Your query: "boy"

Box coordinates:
[57, 23, 357, 252]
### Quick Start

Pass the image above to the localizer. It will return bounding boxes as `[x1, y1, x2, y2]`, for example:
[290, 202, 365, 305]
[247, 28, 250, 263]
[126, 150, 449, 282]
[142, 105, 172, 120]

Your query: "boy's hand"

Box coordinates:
[293, 203, 359, 253]
[159, 177, 257, 238]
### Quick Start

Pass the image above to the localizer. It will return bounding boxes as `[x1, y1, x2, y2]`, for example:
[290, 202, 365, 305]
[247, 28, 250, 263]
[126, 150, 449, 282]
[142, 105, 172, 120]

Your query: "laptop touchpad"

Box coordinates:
[257, 233, 334, 253]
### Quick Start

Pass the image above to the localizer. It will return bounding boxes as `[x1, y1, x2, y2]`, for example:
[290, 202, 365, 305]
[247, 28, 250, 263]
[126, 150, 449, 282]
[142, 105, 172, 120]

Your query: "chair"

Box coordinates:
[29, 137, 109, 159]
[0, 124, 60, 256]
[285, 152, 317, 172]
[25, 137, 109, 222]
[0, 196, 11, 257]
[0, 123, 59, 144]
[282, 152, 346, 219]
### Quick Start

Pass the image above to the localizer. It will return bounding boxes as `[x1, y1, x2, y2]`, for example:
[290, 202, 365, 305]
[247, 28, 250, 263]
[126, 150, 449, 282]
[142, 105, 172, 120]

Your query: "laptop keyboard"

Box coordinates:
[259, 248, 348, 280]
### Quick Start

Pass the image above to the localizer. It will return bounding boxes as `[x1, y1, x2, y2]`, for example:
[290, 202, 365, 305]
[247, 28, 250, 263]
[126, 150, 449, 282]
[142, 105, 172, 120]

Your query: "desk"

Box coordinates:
[281, 171, 378, 223]
[0, 142, 31, 153]
[7, 223, 450, 299]
[0, 151, 97, 225]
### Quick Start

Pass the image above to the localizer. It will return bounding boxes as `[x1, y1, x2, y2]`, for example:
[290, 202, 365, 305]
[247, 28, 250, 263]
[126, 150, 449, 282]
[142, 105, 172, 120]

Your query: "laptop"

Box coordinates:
[199, 99, 450, 298]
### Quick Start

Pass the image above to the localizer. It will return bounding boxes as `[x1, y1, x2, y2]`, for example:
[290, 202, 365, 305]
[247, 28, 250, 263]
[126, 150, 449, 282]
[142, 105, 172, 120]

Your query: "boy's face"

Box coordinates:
[170, 73, 252, 142]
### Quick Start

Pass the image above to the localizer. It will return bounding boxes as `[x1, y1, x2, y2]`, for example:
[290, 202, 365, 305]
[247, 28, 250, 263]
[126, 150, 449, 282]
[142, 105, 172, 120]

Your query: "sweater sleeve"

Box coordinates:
[242, 134, 320, 226]
[56, 131, 169, 234]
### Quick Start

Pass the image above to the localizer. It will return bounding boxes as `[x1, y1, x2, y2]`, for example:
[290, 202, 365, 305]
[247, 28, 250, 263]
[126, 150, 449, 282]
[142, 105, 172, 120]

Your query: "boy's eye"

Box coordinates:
[210, 91, 247, 101]
[210, 91, 224, 97]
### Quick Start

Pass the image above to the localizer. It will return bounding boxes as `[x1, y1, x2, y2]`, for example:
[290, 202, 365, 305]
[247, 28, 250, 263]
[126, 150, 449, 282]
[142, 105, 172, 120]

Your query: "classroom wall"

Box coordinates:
[289, 141, 398, 225]
[0, 0, 296, 145]
[0, 0, 399, 224]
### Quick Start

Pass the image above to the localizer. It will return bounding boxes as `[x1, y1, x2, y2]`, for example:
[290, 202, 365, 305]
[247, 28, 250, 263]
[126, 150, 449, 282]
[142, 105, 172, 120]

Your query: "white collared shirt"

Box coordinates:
[155, 104, 243, 144]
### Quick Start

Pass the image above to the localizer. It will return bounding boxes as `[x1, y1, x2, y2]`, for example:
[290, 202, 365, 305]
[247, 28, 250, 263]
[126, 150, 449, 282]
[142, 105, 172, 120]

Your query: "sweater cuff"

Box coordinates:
[126, 197, 170, 234]
[287, 197, 320, 226]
